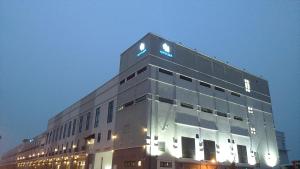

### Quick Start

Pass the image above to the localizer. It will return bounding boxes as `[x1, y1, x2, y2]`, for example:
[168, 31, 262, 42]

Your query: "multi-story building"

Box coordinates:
[276, 131, 289, 165]
[0, 33, 279, 169]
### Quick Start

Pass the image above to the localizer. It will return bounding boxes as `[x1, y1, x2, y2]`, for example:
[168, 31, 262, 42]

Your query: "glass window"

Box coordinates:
[107, 101, 114, 123]
[79, 116, 83, 133]
[159, 68, 173, 75]
[180, 75, 192, 82]
[67, 121, 72, 137]
[137, 66, 147, 74]
[237, 145, 248, 163]
[107, 130, 112, 140]
[203, 140, 216, 161]
[72, 119, 76, 135]
[97, 133, 101, 143]
[94, 107, 100, 128]
[200, 81, 211, 88]
[86, 112, 91, 130]
[63, 123, 67, 139]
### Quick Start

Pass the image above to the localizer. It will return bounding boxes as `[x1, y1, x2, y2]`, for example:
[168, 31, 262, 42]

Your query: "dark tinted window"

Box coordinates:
[67, 121, 72, 137]
[126, 73, 135, 81]
[86, 112, 91, 130]
[237, 145, 248, 163]
[215, 86, 225, 92]
[124, 101, 134, 107]
[200, 81, 211, 88]
[231, 92, 240, 97]
[181, 102, 194, 109]
[79, 116, 83, 133]
[119, 79, 125, 85]
[135, 95, 147, 103]
[204, 140, 216, 160]
[180, 75, 192, 82]
[137, 66, 147, 74]
[201, 107, 213, 114]
[158, 97, 174, 104]
[234, 116, 243, 121]
[107, 130, 111, 140]
[72, 119, 76, 135]
[63, 124, 67, 138]
[107, 101, 114, 123]
[97, 133, 101, 143]
[216, 111, 227, 117]
[182, 137, 195, 158]
[159, 68, 173, 75]
[94, 107, 100, 128]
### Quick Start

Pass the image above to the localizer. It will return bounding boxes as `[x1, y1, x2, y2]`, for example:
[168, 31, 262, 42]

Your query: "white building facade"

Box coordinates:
[0, 33, 279, 169]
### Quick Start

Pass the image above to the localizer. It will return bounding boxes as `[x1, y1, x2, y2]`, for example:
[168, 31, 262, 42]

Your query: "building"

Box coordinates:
[276, 131, 289, 165]
[0, 33, 279, 169]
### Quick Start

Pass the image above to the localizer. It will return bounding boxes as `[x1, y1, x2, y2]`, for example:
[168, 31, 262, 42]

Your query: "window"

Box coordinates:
[124, 161, 136, 167]
[196, 134, 199, 138]
[160, 162, 172, 168]
[215, 86, 225, 92]
[126, 73, 135, 81]
[200, 81, 211, 88]
[216, 111, 227, 117]
[158, 97, 174, 104]
[67, 121, 72, 137]
[180, 102, 194, 109]
[231, 92, 240, 97]
[180, 75, 192, 82]
[234, 116, 243, 121]
[107, 101, 114, 123]
[159, 68, 173, 75]
[119, 79, 125, 85]
[124, 101, 134, 107]
[107, 130, 112, 140]
[72, 119, 76, 135]
[248, 106, 253, 114]
[94, 107, 100, 128]
[86, 112, 91, 130]
[237, 145, 248, 163]
[52, 129, 55, 142]
[55, 128, 59, 141]
[182, 137, 195, 158]
[203, 140, 216, 161]
[59, 126, 63, 140]
[244, 79, 251, 92]
[135, 95, 147, 103]
[137, 66, 147, 74]
[250, 127, 256, 134]
[97, 133, 101, 143]
[63, 123, 67, 138]
[79, 116, 83, 133]
[201, 107, 213, 114]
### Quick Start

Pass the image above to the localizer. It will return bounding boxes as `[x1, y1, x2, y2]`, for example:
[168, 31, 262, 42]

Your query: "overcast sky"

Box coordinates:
[0, 0, 299, 161]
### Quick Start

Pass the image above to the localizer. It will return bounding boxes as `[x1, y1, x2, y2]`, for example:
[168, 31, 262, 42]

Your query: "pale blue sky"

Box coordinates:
[0, 0, 299, 161]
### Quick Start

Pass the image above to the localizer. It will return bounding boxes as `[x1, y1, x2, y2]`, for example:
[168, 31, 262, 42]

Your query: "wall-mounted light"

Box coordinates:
[265, 153, 277, 167]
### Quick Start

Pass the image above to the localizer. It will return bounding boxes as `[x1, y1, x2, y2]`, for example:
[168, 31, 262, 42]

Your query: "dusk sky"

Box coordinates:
[0, 0, 299, 161]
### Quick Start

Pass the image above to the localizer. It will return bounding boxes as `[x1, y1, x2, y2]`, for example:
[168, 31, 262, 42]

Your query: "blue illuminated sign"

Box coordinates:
[160, 43, 173, 57]
[137, 43, 147, 57]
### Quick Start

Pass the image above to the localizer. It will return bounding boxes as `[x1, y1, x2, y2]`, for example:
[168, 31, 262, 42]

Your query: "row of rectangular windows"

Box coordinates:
[158, 96, 245, 122]
[46, 100, 114, 145]
[159, 68, 242, 97]
[120, 66, 147, 85]
[46, 129, 112, 156]
[119, 94, 147, 110]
